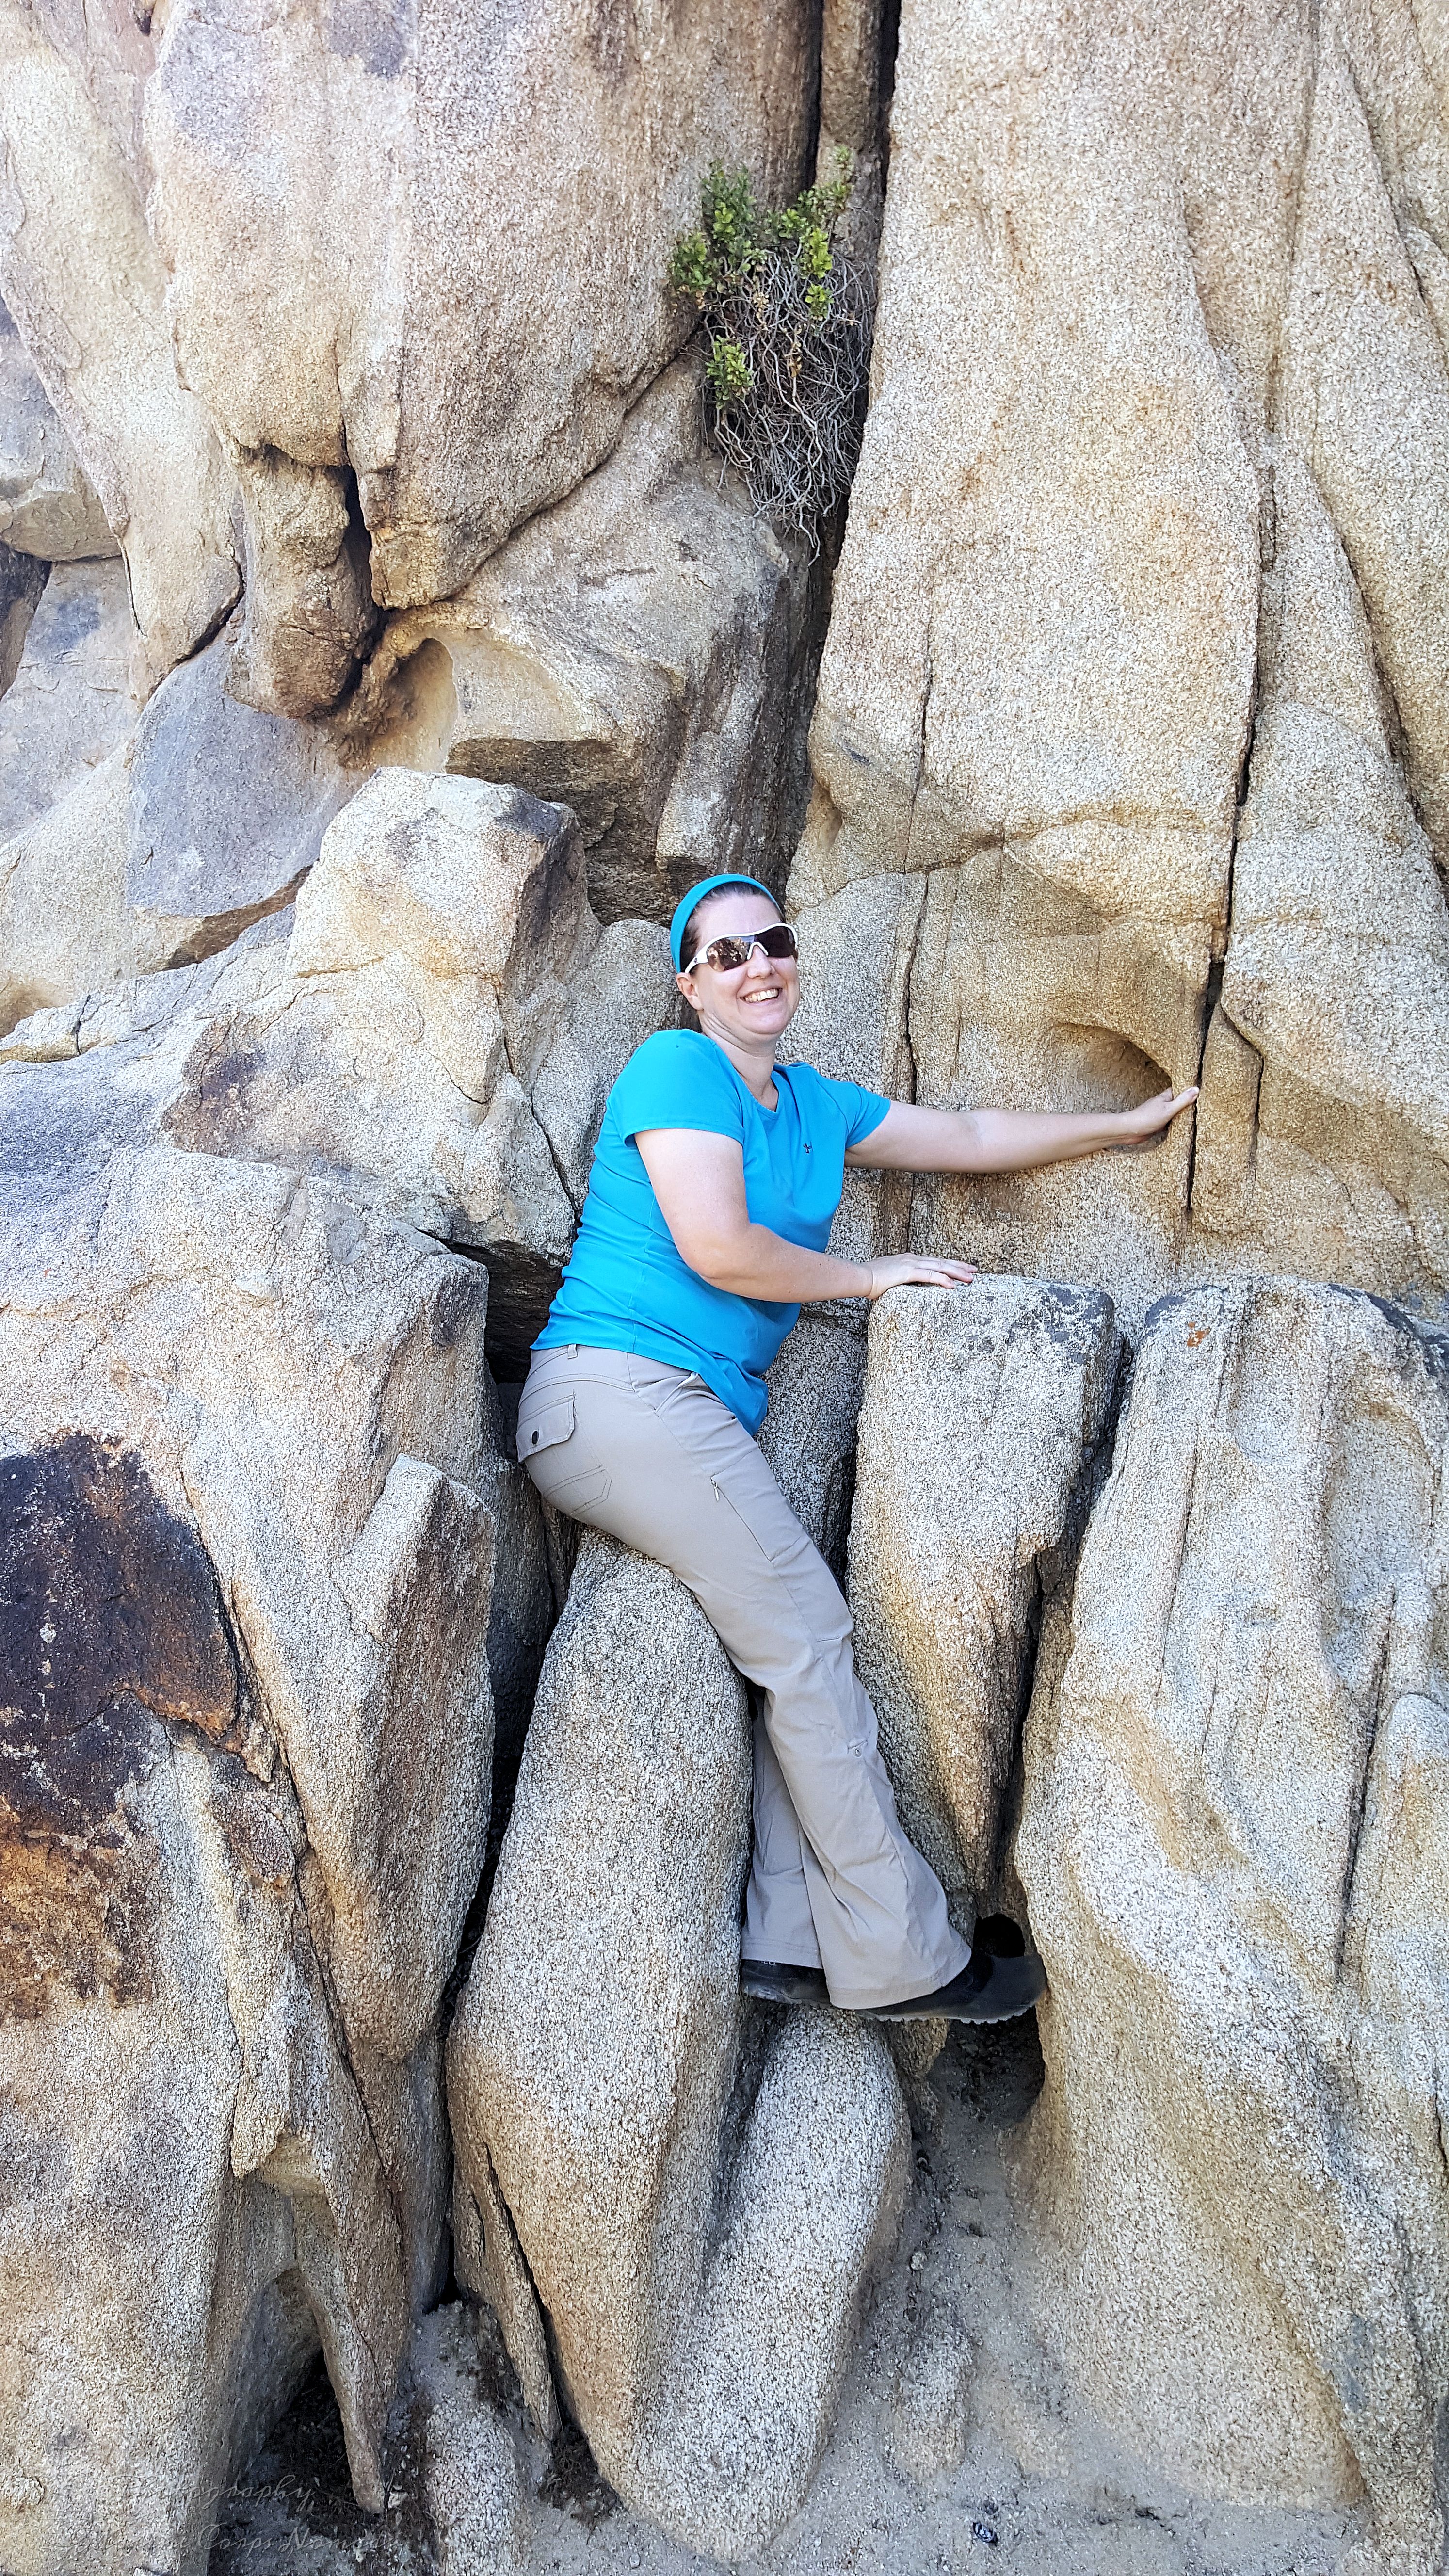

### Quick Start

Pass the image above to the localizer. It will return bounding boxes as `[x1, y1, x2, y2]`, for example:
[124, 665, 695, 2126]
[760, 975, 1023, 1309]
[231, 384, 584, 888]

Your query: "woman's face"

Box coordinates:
[676, 891, 800, 1049]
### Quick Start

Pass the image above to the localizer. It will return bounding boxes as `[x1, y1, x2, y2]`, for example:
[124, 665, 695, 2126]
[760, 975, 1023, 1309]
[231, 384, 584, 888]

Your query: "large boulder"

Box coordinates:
[449, 1533, 910, 2561]
[159, 767, 676, 1370]
[142, 0, 816, 713]
[125, 631, 356, 963]
[789, 0, 1449, 1325]
[0, 629, 362, 1040]
[0, 557, 135, 844]
[1012, 1280, 1449, 2572]
[352, 360, 817, 925]
[849, 1279, 1122, 1920]
[0, 1048, 499, 2573]
[0, 300, 116, 563]
[0, 1, 240, 687]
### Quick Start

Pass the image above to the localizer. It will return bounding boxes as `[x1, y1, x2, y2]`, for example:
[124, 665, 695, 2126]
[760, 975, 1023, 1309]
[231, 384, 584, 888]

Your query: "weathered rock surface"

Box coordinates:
[1207, 441, 1449, 1299]
[850, 1280, 1121, 1923]
[1013, 1280, 1449, 2569]
[0, 301, 116, 562]
[0, 2, 240, 686]
[790, 0, 1449, 1325]
[355, 361, 816, 924]
[0, 537, 45, 697]
[0, 556, 134, 844]
[143, 0, 815, 714]
[126, 632, 355, 963]
[449, 1533, 910, 2562]
[412, 2305, 531, 2576]
[0, 1047, 498, 2571]
[0, 631, 361, 1039]
[0, 745, 134, 1038]
[159, 767, 676, 1371]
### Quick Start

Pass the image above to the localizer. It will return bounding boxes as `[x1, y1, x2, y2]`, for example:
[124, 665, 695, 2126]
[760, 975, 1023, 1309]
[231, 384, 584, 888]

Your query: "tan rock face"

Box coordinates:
[0, 2, 240, 688]
[449, 1533, 910, 2563]
[354, 361, 819, 925]
[156, 767, 677, 1369]
[792, 0, 1449, 1323]
[1012, 1280, 1449, 2569]
[142, 0, 816, 713]
[849, 1280, 1121, 1919]
[0, 1088, 498, 2573]
[0, 302, 116, 563]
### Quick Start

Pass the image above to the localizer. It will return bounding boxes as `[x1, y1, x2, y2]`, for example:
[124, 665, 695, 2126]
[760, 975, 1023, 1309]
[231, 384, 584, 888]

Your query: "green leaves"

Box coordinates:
[670, 151, 853, 318]
[666, 147, 871, 547]
[705, 338, 753, 406]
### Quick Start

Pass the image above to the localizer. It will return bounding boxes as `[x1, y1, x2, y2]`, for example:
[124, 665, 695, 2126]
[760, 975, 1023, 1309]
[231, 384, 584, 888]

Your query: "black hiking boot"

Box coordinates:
[856, 1945, 1046, 2024]
[741, 1958, 830, 2005]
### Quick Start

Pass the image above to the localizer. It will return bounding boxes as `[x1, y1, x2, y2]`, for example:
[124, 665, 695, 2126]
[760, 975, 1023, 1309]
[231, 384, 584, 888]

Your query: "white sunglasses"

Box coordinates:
[681, 924, 800, 976]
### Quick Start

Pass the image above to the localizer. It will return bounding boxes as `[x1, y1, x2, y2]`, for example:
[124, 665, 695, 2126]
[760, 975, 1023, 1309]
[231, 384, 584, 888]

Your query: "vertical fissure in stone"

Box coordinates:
[878, 0, 902, 175]
[991, 1328, 1130, 1903]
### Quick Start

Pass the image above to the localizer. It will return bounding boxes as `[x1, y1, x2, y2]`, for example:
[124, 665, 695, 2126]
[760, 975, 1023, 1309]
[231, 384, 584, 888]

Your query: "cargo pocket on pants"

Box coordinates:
[516, 1392, 611, 1512]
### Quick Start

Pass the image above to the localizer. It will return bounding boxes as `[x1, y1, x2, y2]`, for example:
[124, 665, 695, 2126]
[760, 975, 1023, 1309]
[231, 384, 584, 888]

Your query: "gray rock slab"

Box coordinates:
[0, 1080, 499, 2573]
[0, 555, 134, 842]
[126, 634, 355, 945]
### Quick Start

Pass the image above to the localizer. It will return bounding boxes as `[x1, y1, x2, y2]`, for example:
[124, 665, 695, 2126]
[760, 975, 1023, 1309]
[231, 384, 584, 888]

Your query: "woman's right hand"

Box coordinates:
[861, 1254, 976, 1300]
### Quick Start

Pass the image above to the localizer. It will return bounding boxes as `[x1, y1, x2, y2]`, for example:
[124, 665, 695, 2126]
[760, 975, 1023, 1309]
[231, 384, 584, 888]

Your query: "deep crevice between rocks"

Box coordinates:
[991, 1320, 1132, 1920]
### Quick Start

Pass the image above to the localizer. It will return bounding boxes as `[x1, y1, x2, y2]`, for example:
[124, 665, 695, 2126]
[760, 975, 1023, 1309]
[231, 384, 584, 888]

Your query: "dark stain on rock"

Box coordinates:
[163, 1027, 273, 1156]
[0, 1433, 247, 2014]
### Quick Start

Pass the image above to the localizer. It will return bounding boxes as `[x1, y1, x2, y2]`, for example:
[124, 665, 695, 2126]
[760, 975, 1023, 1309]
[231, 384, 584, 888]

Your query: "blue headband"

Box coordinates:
[669, 874, 774, 971]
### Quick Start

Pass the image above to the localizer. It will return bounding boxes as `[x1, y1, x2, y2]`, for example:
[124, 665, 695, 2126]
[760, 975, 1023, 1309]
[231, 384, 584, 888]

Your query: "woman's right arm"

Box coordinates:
[634, 1129, 974, 1304]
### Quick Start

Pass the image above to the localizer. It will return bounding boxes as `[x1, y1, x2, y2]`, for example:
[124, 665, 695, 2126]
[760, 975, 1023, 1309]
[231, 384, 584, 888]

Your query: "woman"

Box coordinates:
[517, 873, 1197, 2022]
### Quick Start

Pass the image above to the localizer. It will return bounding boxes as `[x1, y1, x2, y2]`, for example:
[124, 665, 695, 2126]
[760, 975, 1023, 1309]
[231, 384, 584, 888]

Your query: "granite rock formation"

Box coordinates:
[448, 1534, 909, 2563]
[0, 0, 1447, 2569]
[0, 1102, 498, 2574]
[143, 0, 815, 714]
[850, 1279, 1121, 1923]
[790, 0, 1449, 1329]
[1013, 1280, 1449, 2573]
[351, 360, 819, 927]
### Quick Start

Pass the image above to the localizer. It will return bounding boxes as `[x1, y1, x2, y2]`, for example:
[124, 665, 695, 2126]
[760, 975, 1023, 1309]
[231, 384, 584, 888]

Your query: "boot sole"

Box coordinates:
[870, 1994, 1042, 2024]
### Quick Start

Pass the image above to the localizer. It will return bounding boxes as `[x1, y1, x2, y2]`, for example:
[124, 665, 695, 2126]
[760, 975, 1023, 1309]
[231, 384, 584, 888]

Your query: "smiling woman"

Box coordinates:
[517, 873, 1197, 2021]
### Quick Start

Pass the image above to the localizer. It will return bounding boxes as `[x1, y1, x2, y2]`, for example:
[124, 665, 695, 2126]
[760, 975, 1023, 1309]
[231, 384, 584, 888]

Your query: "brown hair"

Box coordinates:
[677, 878, 782, 973]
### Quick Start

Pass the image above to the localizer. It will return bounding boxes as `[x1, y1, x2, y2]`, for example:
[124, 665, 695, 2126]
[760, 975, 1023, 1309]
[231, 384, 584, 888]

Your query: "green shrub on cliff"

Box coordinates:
[669, 152, 872, 548]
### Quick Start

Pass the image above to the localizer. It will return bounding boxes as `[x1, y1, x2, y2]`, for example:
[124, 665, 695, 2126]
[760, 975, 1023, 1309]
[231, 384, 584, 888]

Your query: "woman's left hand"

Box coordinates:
[1110, 1086, 1200, 1150]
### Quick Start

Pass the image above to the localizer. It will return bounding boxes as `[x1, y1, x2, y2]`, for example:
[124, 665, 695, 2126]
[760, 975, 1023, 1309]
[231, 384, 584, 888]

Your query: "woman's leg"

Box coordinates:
[516, 1346, 970, 2010]
[743, 1710, 822, 1970]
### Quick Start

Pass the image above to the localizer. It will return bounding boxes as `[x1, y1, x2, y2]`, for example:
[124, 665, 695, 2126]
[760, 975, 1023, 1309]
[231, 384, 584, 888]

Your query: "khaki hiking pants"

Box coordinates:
[516, 1343, 970, 2011]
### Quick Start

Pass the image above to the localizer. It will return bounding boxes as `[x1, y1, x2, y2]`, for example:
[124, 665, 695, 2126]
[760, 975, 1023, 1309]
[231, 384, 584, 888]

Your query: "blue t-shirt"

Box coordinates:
[535, 1030, 889, 1433]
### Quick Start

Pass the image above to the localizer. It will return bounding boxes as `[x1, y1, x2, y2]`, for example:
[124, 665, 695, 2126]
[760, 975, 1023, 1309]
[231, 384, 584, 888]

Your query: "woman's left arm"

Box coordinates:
[844, 1088, 1199, 1174]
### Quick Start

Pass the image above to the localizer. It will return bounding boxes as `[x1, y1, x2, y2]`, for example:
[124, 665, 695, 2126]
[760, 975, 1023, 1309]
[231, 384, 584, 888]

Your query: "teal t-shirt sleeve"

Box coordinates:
[826, 1073, 892, 1147]
[611, 1030, 746, 1147]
